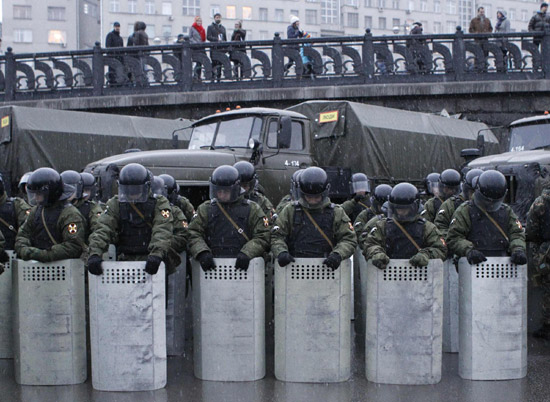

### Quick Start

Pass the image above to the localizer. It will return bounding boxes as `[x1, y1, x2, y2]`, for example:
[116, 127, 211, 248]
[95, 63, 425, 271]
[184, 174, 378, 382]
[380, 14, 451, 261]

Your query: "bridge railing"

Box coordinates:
[0, 27, 548, 101]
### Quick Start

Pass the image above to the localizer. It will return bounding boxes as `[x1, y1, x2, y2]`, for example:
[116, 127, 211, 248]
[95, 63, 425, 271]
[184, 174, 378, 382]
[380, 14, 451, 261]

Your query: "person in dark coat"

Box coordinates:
[529, 3, 550, 46]
[285, 15, 304, 73]
[127, 21, 148, 47]
[105, 22, 124, 85]
[190, 16, 206, 81]
[231, 21, 246, 79]
[207, 13, 227, 81]
[407, 22, 428, 73]
[469, 7, 493, 33]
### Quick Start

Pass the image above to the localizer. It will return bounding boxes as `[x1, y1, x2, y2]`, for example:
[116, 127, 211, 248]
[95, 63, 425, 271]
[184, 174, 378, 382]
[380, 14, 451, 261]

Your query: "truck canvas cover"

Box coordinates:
[0, 106, 191, 188]
[287, 101, 499, 183]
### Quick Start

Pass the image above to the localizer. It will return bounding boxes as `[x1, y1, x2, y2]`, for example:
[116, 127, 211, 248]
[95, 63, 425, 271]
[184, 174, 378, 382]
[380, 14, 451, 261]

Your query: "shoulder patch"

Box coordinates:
[271, 225, 280, 233]
[348, 222, 354, 231]
[420, 210, 426, 215]
[68, 223, 78, 234]
[437, 209, 445, 215]
[25, 210, 30, 215]
[354, 221, 362, 227]
[161, 209, 171, 219]
[183, 220, 189, 228]
[450, 218, 456, 226]
[440, 238, 447, 247]
[263, 216, 270, 227]
[369, 227, 377, 234]
[516, 219, 523, 230]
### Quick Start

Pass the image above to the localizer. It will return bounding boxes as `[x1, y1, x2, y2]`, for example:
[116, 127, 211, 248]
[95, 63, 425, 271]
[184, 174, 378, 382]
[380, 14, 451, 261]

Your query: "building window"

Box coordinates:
[48, 30, 67, 44]
[378, 0, 385, 8]
[408, 0, 414, 11]
[433, 22, 441, 33]
[48, 7, 66, 21]
[392, 0, 399, 9]
[275, 9, 284, 22]
[13, 29, 32, 43]
[210, 5, 220, 18]
[146, 24, 156, 38]
[420, 0, 427, 11]
[128, 0, 137, 13]
[346, 0, 359, 5]
[365, 15, 372, 28]
[145, 1, 155, 14]
[306, 9, 318, 24]
[434, 0, 440, 12]
[259, 8, 268, 21]
[521, 9, 528, 22]
[321, 0, 338, 24]
[291, 9, 299, 17]
[243, 6, 252, 20]
[347, 12, 359, 27]
[128, 24, 134, 36]
[446, 21, 456, 33]
[182, 0, 200, 16]
[13, 5, 31, 19]
[247, 31, 252, 39]
[509, 9, 516, 20]
[260, 30, 269, 39]
[379, 17, 386, 30]
[365, 0, 372, 6]
[182, 27, 189, 35]
[392, 18, 400, 28]
[162, 25, 172, 38]
[109, 0, 120, 13]
[162, 2, 172, 15]
[447, 1, 456, 14]
[226, 5, 236, 19]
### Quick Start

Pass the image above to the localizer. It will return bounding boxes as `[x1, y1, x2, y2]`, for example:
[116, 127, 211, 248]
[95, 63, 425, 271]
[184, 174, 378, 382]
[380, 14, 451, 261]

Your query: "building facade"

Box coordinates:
[2, 0, 100, 53]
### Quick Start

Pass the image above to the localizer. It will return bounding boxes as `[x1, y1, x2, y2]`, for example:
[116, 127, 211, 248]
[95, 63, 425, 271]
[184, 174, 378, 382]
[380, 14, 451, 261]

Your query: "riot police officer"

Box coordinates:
[527, 181, 550, 339]
[341, 173, 371, 223]
[0, 173, 31, 252]
[234, 161, 275, 219]
[87, 163, 174, 276]
[61, 170, 103, 239]
[15, 168, 86, 262]
[421, 169, 461, 222]
[276, 169, 303, 215]
[18, 171, 32, 203]
[365, 183, 447, 269]
[355, 184, 392, 249]
[271, 167, 357, 270]
[187, 165, 270, 271]
[434, 169, 483, 238]
[423, 172, 440, 200]
[446, 170, 526, 265]
[157, 174, 195, 222]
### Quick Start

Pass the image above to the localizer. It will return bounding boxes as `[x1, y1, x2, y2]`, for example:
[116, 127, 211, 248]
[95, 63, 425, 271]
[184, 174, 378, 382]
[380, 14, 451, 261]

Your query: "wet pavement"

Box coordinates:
[1, 325, 549, 402]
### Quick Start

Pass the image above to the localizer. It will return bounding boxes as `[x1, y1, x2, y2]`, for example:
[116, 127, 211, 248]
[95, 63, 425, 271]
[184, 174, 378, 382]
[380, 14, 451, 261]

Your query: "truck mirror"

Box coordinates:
[460, 148, 481, 158]
[278, 116, 292, 149]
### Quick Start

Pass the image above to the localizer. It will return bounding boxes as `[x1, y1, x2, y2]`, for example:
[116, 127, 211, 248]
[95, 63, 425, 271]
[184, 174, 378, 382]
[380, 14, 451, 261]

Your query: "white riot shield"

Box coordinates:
[166, 253, 187, 356]
[0, 251, 16, 358]
[443, 259, 459, 353]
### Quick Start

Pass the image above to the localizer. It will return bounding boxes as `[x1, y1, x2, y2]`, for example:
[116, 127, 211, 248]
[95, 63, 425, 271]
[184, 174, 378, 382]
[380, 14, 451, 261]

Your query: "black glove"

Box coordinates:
[145, 255, 162, 275]
[277, 251, 295, 267]
[235, 252, 251, 271]
[372, 253, 390, 270]
[466, 249, 487, 265]
[87, 255, 103, 276]
[510, 249, 528, 265]
[197, 251, 216, 271]
[323, 252, 342, 270]
[0, 250, 9, 263]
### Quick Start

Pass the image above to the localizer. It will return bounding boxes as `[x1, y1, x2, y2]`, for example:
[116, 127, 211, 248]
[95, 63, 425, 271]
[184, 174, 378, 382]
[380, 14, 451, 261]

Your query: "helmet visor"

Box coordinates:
[209, 183, 240, 203]
[439, 182, 460, 200]
[351, 179, 371, 194]
[298, 186, 329, 208]
[427, 182, 440, 197]
[388, 201, 417, 222]
[27, 188, 49, 206]
[473, 190, 504, 213]
[82, 184, 96, 200]
[118, 183, 149, 203]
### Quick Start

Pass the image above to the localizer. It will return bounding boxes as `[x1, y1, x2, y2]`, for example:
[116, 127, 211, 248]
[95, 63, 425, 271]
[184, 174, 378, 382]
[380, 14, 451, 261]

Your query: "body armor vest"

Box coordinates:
[31, 204, 64, 249]
[431, 197, 443, 215]
[207, 200, 251, 258]
[78, 201, 91, 223]
[540, 197, 550, 242]
[467, 202, 509, 256]
[351, 200, 368, 223]
[0, 198, 18, 249]
[117, 199, 156, 255]
[289, 204, 335, 258]
[385, 218, 425, 259]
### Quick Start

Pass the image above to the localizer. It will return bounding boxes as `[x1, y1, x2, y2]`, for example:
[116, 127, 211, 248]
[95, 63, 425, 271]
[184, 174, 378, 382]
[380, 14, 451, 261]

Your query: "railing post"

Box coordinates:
[272, 33, 284, 87]
[4, 47, 16, 101]
[362, 29, 374, 82]
[92, 41, 104, 96]
[452, 26, 465, 80]
[180, 38, 192, 91]
[542, 28, 550, 77]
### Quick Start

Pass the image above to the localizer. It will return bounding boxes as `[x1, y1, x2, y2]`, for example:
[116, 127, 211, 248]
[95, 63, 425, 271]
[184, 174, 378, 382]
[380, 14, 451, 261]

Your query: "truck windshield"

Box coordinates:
[189, 117, 262, 149]
[509, 122, 550, 152]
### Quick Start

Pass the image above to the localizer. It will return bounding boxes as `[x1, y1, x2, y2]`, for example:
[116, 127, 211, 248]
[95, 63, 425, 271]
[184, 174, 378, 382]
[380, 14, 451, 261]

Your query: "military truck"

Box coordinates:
[468, 113, 550, 223]
[86, 101, 499, 206]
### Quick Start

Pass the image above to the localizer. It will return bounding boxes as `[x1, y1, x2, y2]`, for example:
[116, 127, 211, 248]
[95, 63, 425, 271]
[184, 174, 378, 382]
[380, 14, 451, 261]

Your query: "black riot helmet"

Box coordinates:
[26, 168, 64, 206]
[298, 167, 329, 208]
[290, 169, 304, 200]
[424, 172, 440, 196]
[158, 174, 179, 204]
[118, 163, 150, 203]
[463, 168, 483, 200]
[233, 161, 257, 191]
[371, 184, 392, 214]
[438, 169, 461, 200]
[210, 165, 241, 204]
[388, 182, 419, 222]
[350, 173, 371, 195]
[473, 170, 507, 212]
[151, 176, 167, 198]
[61, 170, 84, 200]
[80, 172, 97, 201]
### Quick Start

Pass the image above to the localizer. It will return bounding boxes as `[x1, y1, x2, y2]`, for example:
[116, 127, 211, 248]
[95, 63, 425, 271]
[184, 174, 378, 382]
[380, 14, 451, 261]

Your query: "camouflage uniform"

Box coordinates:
[353, 207, 377, 238]
[187, 196, 271, 260]
[341, 195, 370, 223]
[248, 190, 275, 220]
[446, 201, 525, 258]
[88, 195, 174, 262]
[526, 188, 550, 329]
[165, 203, 189, 274]
[365, 217, 447, 263]
[434, 194, 466, 238]
[73, 198, 104, 240]
[357, 213, 384, 255]
[276, 194, 292, 215]
[271, 199, 357, 260]
[0, 193, 31, 250]
[176, 195, 195, 222]
[15, 201, 86, 262]
[420, 196, 444, 223]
